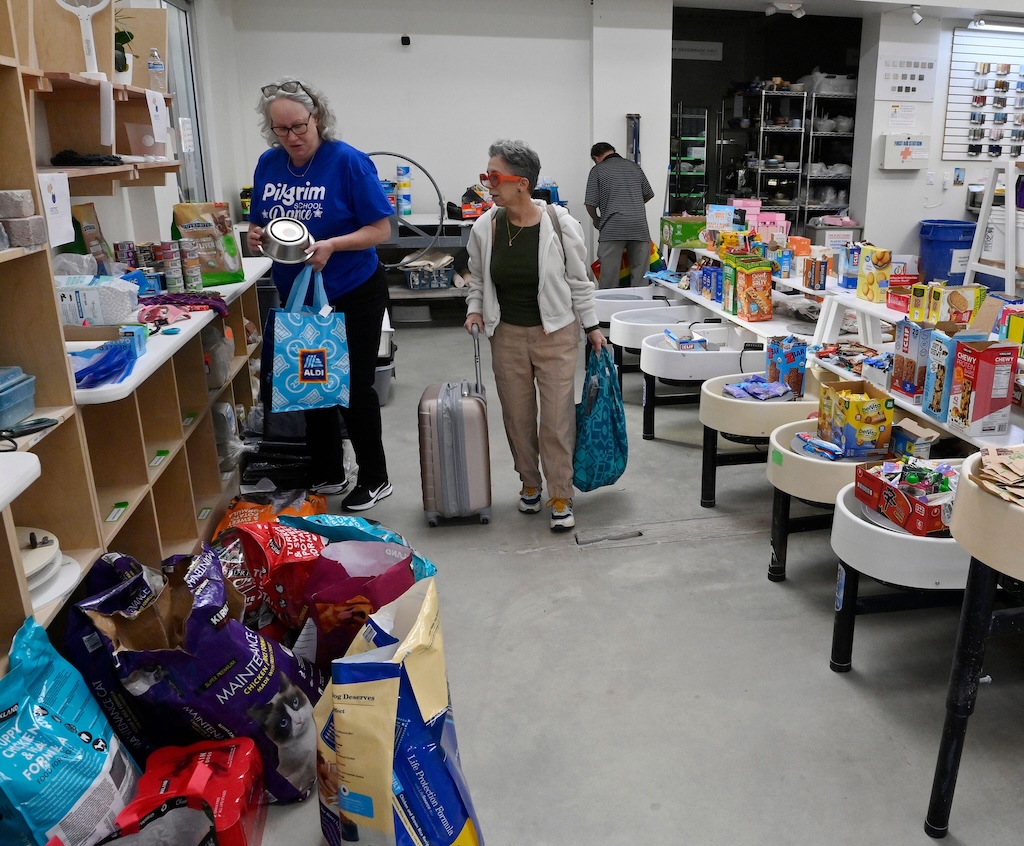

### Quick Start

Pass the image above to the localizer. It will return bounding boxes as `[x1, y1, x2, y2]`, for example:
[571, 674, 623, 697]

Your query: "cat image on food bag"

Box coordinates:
[247, 673, 316, 793]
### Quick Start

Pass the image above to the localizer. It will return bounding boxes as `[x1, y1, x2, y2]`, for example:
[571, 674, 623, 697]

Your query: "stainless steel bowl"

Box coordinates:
[261, 217, 313, 264]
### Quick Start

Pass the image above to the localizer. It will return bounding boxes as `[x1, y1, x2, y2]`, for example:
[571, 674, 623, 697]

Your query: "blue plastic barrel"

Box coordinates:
[918, 219, 976, 286]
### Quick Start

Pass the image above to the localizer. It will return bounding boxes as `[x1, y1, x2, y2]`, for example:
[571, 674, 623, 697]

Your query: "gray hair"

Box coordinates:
[488, 139, 541, 192]
[256, 77, 338, 146]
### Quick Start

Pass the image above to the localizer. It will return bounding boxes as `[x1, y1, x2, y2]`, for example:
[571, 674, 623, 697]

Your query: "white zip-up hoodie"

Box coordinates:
[465, 200, 598, 337]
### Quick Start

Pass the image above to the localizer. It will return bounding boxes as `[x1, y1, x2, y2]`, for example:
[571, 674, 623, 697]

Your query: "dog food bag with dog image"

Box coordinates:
[0, 618, 139, 846]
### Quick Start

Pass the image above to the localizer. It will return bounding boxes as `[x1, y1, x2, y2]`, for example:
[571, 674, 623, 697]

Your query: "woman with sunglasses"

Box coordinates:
[464, 139, 607, 532]
[248, 78, 395, 511]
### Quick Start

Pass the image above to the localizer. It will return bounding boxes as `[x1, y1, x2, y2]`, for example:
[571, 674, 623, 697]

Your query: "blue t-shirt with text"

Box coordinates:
[251, 139, 393, 301]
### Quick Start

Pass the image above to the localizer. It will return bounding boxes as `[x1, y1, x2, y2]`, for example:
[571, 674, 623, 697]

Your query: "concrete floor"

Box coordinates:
[266, 321, 1024, 845]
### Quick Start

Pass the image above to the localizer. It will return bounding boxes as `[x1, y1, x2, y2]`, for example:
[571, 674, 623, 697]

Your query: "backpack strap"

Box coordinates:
[545, 203, 565, 256]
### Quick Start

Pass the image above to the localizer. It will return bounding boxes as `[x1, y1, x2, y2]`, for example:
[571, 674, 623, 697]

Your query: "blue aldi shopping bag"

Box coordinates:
[262, 265, 350, 412]
[573, 347, 628, 492]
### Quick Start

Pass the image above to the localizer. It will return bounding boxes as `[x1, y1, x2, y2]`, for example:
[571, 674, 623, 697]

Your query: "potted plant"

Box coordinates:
[113, 7, 135, 84]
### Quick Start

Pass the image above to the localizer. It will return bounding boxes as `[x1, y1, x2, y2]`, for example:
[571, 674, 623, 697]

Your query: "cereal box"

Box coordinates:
[947, 340, 1019, 437]
[817, 379, 895, 458]
[767, 335, 807, 395]
[735, 256, 773, 322]
[926, 283, 987, 324]
[856, 246, 894, 303]
[921, 324, 990, 423]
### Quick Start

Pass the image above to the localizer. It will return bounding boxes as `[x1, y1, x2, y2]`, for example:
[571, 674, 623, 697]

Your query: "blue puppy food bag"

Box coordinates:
[0, 618, 139, 846]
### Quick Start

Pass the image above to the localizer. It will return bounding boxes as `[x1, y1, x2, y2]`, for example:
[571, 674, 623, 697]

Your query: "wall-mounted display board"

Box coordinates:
[943, 28, 1024, 161]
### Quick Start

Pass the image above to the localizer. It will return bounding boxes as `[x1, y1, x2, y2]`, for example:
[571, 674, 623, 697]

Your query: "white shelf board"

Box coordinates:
[0, 454, 41, 510]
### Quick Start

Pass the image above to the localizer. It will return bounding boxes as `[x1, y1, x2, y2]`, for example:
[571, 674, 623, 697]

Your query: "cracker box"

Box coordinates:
[909, 282, 932, 321]
[921, 324, 990, 423]
[856, 245, 894, 303]
[817, 379, 895, 458]
[891, 418, 942, 459]
[926, 283, 987, 324]
[854, 462, 954, 536]
[947, 340, 1020, 437]
[735, 257, 773, 322]
[660, 215, 706, 250]
[767, 335, 807, 395]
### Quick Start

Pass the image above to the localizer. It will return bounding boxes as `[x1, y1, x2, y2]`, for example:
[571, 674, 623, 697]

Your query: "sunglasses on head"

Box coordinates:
[480, 171, 523, 188]
[262, 80, 314, 99]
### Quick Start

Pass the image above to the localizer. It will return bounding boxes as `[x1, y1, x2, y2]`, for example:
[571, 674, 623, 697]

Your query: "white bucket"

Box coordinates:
[981, 207, 1024, 270]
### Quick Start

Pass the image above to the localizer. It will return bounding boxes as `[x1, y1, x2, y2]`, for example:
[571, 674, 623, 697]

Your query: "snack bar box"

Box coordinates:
[947, 339, 1020, 437]
[817, 379, 895, 458]
[854, 462, 954, 536]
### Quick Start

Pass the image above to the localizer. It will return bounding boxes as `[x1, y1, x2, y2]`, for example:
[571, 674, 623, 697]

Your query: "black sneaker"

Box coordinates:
[342, 481, 394, 512]
[311, 479, 349, 496]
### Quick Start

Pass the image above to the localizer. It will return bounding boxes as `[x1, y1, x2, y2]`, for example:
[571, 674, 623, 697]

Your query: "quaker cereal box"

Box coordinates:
[926, 283, 987, 324]
[817, 379, 895, 458]
[735, 257, 773, 322]
[856, 246, 894, 303]
[767, 335, 807, 395]
[947, 340, 1019, 437]
[922, 325, 989, 423]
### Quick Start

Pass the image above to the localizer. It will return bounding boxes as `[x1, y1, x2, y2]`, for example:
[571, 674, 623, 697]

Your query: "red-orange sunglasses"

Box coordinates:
[480, 171, 523, 188]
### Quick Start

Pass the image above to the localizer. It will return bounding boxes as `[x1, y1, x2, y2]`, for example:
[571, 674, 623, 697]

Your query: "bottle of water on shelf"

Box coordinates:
[147, 48, 166, 93]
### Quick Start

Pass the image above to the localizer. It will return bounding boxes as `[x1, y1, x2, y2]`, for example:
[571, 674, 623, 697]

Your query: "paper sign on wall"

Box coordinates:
[146, 89, 168, 143]
[36, 172, 75, 247]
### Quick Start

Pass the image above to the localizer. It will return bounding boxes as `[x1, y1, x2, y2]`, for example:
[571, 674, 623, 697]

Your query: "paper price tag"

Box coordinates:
[182, 412, 197, 427]
[197, 507, 212, 521]
[106, 502, 129, 522]
[149, 449, 169, 467]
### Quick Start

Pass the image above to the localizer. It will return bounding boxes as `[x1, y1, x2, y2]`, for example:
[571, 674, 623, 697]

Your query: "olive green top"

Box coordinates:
[490, 208, 542, 327]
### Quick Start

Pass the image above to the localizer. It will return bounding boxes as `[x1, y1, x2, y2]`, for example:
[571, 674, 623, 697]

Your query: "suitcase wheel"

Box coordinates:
[427, 518, 439, 528]
[479, 515, 489, 525]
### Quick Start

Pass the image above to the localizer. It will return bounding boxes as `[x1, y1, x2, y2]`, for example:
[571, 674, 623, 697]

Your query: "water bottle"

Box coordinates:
[147, 48, 166, 93]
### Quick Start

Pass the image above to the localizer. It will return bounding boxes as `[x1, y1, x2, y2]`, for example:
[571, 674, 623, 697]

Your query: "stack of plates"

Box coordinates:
[16, 526, 80, 609]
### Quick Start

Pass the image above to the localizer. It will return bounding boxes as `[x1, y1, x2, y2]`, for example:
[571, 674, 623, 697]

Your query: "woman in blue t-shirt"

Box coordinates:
[248, 78, 395, 511]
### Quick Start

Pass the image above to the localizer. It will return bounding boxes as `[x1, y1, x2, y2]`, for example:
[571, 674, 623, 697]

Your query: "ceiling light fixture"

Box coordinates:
[969, 15, 1024, 33]
[766, 2, 806, 18]
[911, 6, 923, 25]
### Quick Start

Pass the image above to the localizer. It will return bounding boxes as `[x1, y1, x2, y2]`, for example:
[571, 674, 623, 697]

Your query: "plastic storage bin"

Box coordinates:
[0, 368, 36, 429]
[919, 219, 976, 286]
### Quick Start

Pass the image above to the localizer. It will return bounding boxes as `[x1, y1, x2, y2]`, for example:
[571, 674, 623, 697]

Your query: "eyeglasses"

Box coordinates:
[480, 171, 523, 188]
[271, 120, 312, 138]
[262, 80, 313, 99]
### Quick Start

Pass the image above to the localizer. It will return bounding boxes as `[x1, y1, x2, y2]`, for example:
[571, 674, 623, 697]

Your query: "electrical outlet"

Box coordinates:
[943, 171, 952, 190]
[926, 170, 935, 185]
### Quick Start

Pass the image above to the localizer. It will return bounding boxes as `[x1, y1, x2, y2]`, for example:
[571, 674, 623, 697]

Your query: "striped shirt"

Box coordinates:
[584, 153, 654, 241]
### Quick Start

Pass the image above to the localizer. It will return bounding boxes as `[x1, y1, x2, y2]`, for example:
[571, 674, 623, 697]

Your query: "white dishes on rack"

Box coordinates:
[16, 526, 80, 609]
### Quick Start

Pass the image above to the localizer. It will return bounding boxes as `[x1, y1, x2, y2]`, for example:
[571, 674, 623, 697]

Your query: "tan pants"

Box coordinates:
[490, 322, 579, 500]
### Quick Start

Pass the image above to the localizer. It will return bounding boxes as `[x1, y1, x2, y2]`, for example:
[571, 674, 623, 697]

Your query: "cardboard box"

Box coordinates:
[854, 462, 954, 536]
[926, 283, 987, 324]
[735, 257, 773, 322]
[888, 255, 920, 288]
[947, 340, 1019, 436]
[862, 357, 893, 391]
[908, 282, 931, 322]
[856, 245, 894, 303]
[886, 286, 912, 313]
[891, 418, 942, 459]
[921, 324, 990, 423]
[892, 320, 952, 404]
[767, 335, 807, 395]
[817, 379, 895, 457]
[838, 243, 862, 289]
[660, 215, 706, 249]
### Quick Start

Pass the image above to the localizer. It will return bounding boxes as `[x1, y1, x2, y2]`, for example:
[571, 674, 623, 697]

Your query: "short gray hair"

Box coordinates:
[488, 139, 541, 192]
[256, 77, 338, 146]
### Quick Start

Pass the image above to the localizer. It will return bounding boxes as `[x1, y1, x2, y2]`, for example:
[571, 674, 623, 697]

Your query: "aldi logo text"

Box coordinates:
[299, 348, 328, 383]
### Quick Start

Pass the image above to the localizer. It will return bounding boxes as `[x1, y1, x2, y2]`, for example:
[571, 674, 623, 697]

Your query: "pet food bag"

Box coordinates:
[212, 490, 327, 539]
[71, 545, 328, 803]
[0, 618, 139, 846]
[170, 203, 245, 286]
[320, 578, 483, 846]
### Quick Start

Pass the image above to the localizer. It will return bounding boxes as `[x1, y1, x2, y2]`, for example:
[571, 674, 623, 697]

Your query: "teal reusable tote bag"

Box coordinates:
[262, 265, 350, 412]
[573, 347, 628, 491]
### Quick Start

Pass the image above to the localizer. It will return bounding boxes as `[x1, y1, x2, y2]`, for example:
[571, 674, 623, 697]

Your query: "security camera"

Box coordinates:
[911, 6, 923, 25]
[401, 34, 411, 46]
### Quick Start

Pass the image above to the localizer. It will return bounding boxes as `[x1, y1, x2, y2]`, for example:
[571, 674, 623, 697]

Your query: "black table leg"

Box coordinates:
[924, 557, 999, 839]
[830, 561, 860, 673]
[700, 425, 718, 507]
[768, 488, 792, 582]
[643, 373, 656, 440]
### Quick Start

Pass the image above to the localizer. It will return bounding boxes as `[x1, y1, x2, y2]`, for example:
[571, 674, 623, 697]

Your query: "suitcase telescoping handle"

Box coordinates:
[471, 324, 484, 396]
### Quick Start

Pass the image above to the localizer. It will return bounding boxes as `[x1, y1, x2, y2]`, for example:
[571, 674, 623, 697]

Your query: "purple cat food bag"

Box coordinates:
[77, 545, 329, 803]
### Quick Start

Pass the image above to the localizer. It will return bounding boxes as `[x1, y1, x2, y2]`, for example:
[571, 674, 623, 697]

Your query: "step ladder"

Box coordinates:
[965, 157, 1021, 294]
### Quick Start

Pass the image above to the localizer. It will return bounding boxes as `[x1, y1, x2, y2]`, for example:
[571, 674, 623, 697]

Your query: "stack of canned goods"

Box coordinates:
[114, 240, 137, 266]
[178, 238, 204, 292]
[159, 240, 184, 293]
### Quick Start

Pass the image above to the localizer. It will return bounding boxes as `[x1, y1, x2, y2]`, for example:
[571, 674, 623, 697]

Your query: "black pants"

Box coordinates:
[304, 263, 390, 487]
